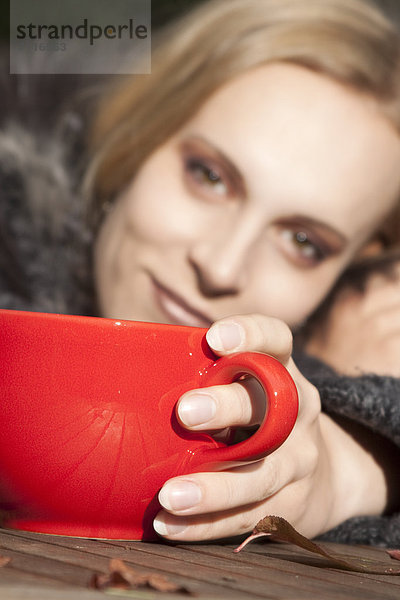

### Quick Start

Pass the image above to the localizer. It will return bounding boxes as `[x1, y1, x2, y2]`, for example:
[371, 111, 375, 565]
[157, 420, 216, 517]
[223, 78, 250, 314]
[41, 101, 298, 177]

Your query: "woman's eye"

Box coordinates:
[280, 229, 326, 265]
[184, 157, 228, 196]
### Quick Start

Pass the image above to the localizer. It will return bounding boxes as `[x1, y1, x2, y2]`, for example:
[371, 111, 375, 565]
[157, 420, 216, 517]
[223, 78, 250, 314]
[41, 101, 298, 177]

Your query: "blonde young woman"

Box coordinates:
[1, 0, 400, 545]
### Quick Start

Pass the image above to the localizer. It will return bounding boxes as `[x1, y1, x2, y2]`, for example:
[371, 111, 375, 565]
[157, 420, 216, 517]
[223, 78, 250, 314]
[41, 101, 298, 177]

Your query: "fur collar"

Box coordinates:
[0, 120, 94, 314]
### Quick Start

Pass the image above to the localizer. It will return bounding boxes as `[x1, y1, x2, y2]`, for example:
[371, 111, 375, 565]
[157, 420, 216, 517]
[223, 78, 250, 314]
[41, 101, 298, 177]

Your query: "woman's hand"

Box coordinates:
[153, 314, 390, 542]
[306, 265, 400, 377]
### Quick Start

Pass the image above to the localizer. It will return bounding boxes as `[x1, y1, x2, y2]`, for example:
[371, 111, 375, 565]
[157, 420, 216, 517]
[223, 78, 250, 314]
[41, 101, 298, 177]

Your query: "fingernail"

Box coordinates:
[153, 516, 188, 537]
[178, 393, 216, 426]
[206, 321, 244, 352]
[159, 480, 202, 511]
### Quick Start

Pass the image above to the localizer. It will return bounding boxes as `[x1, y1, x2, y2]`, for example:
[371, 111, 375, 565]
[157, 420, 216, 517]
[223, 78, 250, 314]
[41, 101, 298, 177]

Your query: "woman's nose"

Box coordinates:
[188, 219, 261, 297]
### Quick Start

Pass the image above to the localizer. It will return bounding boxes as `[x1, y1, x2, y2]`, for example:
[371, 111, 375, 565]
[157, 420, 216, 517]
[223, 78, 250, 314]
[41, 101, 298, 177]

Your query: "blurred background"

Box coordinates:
[1, 0, 400, 45]
[0, 0, 208, 40]
[0, 0, 210, 128]
[0, 0, 400, 130]
[1, 0, 400, 40]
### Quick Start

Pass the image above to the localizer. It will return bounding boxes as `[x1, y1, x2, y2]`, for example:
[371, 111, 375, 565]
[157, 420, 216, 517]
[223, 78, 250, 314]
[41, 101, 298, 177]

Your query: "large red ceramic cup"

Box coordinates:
[0, 309, 298, 539]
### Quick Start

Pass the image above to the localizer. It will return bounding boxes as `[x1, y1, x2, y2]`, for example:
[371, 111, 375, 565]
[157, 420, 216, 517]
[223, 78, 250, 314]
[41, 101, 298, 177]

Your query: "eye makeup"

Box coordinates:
[275, 218, 347, 268]
[179, 135, 247, 200]
[184, 156, 228, 196]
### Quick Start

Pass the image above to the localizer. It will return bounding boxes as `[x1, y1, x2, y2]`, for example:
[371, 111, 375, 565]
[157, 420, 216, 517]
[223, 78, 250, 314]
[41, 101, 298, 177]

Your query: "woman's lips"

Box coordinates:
[151, 277, 212, 327]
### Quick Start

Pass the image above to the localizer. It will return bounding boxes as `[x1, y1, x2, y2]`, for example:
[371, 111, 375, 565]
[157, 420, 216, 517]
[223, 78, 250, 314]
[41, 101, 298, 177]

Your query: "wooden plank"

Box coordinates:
[2, 529, 400, 600]
[0, 567, 74, 589]
[0, 581, 213, 600]
[0, 577, 226, 600]
[0, 585, 105, 600]
[186, 541, 400, 581]
[96, 537, 400, 599]
[0, 531, 397, 600]
[0, 530, 332, 599]
[0, 531, 254, 599]
[184, 544, 400, 599]
[0, 546, 96, 588]
[243, 540, 400, 589]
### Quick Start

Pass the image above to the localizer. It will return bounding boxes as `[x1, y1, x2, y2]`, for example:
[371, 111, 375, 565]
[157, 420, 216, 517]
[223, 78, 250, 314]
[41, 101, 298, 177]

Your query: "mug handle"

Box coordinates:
[192, 352, 298, 468]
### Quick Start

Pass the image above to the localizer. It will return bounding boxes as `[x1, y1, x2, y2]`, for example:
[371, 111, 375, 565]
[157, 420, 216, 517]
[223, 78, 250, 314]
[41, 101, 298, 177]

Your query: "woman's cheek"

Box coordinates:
[124, 181, 212, 245]
[255, 261, 337, 328]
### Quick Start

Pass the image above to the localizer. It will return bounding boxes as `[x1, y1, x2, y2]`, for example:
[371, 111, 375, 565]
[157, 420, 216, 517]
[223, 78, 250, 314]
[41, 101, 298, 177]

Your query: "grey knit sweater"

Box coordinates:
[0, 103, 399, 548]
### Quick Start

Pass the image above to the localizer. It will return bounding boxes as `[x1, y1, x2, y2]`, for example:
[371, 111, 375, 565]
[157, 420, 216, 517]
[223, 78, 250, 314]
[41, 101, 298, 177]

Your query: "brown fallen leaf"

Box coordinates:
[0, 556, 11, 567]
[90, 558, 191, 594]
[234, 515, 400, 575]
[387, 549, 400, 561]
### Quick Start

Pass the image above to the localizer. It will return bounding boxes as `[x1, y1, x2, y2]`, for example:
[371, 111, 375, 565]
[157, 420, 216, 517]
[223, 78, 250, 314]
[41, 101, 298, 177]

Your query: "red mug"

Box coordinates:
[0, 309, 298, 539]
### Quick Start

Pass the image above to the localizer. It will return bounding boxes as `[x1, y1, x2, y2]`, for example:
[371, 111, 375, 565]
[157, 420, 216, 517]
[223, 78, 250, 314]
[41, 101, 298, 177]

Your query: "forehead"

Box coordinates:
[180, 63, 400, 238]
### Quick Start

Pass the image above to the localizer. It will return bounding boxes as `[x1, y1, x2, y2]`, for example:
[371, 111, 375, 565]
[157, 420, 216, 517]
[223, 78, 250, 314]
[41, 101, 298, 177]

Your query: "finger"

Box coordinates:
[153, 471, 321, 541]
[153, 503, 266, 541]
[206, 314, 293, 365]
[157, 453, 293, 517]
[153, 454, 291, 541]
[177, 376, 266, 429]
[154, 431, 323, 541]
[153, 459, 307, 542]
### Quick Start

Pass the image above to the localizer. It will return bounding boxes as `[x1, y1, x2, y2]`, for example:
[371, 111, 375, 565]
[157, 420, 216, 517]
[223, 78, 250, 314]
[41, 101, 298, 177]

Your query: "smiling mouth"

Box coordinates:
[151, 277, 212, 328]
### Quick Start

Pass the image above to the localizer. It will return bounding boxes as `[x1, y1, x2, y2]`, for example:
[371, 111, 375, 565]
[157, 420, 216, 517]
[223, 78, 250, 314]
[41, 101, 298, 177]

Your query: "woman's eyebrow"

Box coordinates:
[179, 134, 247, 197]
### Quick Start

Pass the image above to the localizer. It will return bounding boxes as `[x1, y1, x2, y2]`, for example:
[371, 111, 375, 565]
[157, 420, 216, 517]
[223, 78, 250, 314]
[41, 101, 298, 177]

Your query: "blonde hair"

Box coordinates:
[85, 0, 400, 258]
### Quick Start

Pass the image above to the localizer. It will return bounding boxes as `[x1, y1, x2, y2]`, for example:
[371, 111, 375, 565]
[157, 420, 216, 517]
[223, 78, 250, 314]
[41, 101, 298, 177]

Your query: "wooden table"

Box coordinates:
[1, 527, 400, 599]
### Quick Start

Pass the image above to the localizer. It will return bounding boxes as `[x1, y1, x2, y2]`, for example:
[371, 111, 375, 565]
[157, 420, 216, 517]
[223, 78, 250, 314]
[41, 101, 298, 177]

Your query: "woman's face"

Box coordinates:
[94, 63, 400, 329]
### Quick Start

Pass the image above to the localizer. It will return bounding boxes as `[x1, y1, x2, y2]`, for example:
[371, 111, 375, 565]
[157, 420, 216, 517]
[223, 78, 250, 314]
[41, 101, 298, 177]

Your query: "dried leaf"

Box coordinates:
[104, 592, 161, 599]
[90, 558, 191, 594]
[387, 549, 400, 561]
[0, 556, 11, 567]
[234, 515, 400, 575]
